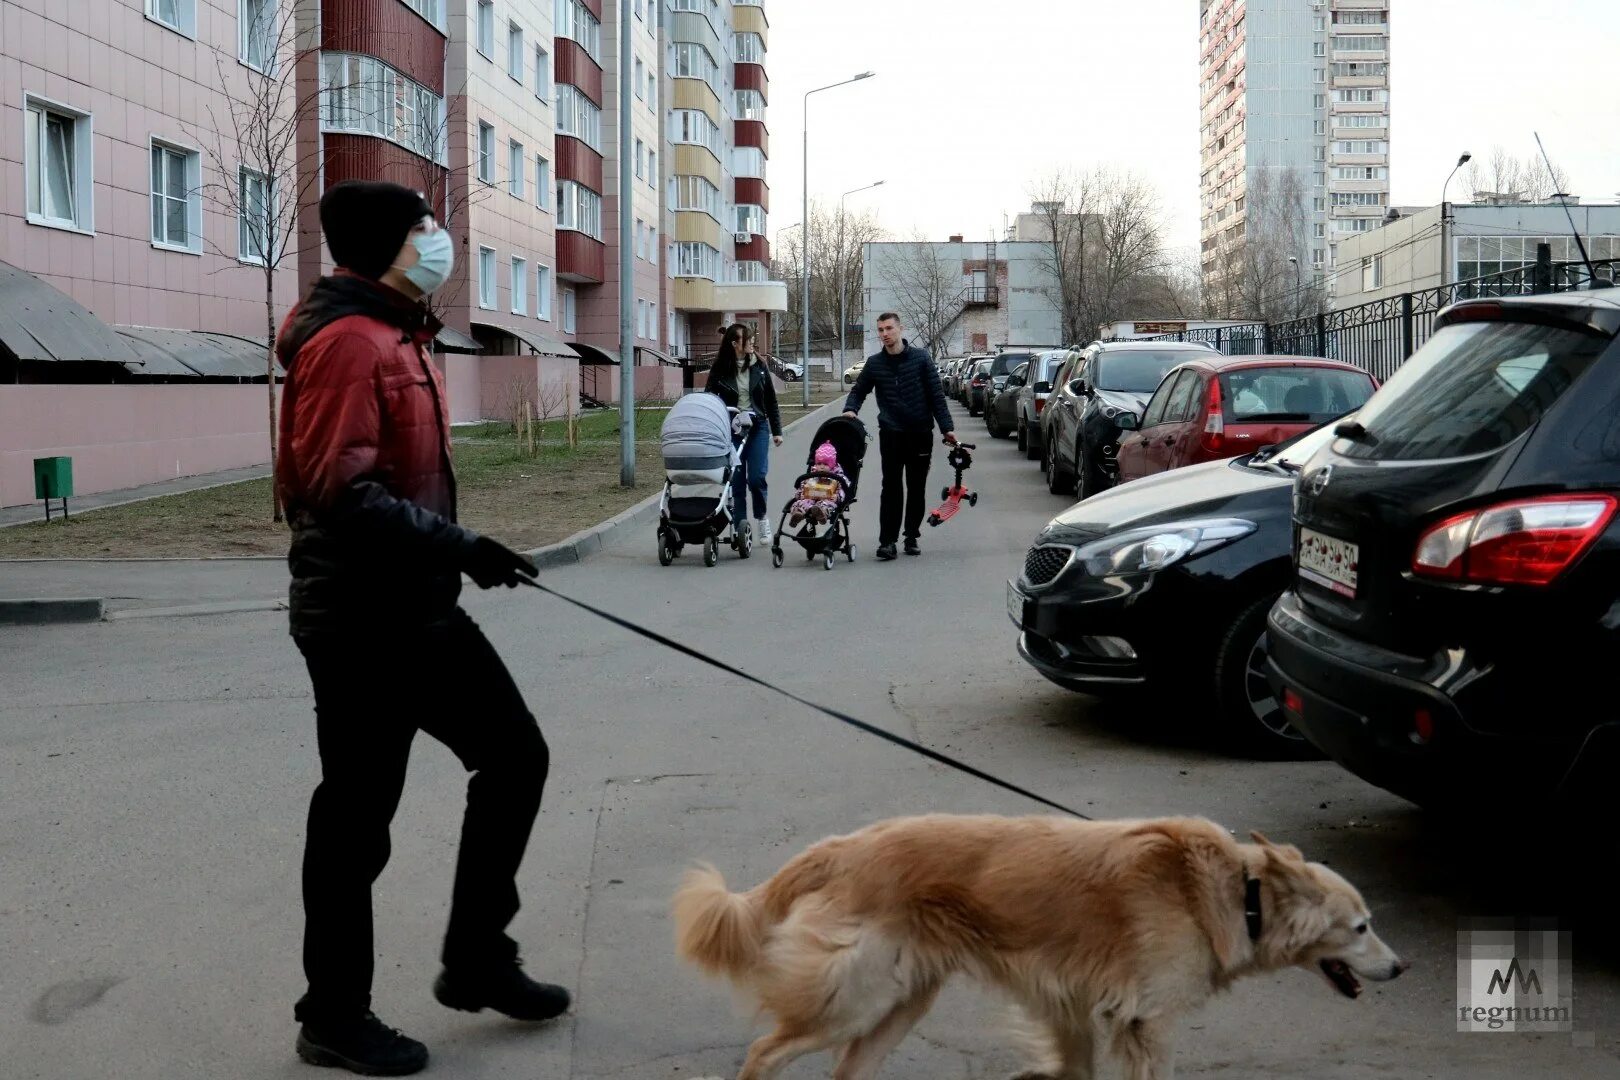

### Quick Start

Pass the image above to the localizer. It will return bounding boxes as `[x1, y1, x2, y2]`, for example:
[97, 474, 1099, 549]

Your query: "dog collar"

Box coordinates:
[1244, 874, 1262, 942]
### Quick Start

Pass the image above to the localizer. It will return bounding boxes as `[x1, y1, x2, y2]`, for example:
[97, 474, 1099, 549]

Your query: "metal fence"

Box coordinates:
[1137, 256, 1619, 383]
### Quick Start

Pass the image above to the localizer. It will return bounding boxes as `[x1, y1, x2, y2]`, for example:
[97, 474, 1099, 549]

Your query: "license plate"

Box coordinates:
[1298, 527, 1359, 598]
[1006, 580, 1031, 629]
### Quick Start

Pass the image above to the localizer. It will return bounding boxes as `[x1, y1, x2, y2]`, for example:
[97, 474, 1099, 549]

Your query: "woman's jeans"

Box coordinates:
[732, 419, 770, 520]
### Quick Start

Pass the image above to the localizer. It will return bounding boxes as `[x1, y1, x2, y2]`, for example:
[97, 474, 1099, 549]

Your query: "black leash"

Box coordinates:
[519, 578, 1093, 820]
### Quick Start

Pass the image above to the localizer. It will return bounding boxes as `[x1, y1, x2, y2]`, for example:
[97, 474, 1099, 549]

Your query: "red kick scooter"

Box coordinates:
[927, 439, 978, 527]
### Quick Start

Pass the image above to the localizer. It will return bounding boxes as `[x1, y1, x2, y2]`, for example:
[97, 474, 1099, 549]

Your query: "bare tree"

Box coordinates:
[1208, 163, 1321, 323]
[881, 233, 964, 358]
[773, 199, 885, 353]
[1466, 145, 1573, 204]
[1027, 172, 1096, 344]
[404, 81, 490, 325]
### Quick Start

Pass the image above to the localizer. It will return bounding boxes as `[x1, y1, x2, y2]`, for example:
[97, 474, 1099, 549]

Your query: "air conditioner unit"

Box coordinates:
[733, 231, 753, 244]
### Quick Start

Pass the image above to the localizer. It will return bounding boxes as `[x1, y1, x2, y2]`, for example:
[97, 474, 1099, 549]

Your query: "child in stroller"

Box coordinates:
[771, 415, 868, 571]
[787, 440, 850, 528]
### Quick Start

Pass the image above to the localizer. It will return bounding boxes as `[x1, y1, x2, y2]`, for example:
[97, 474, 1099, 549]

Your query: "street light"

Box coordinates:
[838, 180, 885, 376]
[1287, 255, 1302, 316]
[773, 222, 800, 361]
[1440, 151, 1472, 292]
[803, 71, 875, 405]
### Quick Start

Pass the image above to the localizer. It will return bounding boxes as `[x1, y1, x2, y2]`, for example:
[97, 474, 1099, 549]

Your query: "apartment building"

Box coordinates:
[664, 0, 786, 364]
[1199, 0, 1392, 298]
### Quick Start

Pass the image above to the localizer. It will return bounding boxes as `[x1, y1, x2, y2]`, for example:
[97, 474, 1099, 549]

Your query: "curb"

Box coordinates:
[522, 400, 840, 571]
[104, 599, 289, 621]
[0, 597, 106, 625]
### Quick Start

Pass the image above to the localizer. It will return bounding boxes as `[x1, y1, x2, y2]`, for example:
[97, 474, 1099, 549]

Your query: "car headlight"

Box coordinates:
[1072, 518, 1256, 575]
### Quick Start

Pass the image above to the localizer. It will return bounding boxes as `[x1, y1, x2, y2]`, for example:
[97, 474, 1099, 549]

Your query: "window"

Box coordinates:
[736, 204, 764, 236]
[635, 219, 645, 259]
[1333, 166, 1388, 180]
[1336, 140, 1388, 155]
[648, 226, 656, 265]
[554, 0, 602, 62]
[400, 0, 443, 28]
[535, 44, 551, 101]
[635, 299, 646, 339]
[557, 181, 603, 239]
[675, 241, 720, 279]
[1220, 367, 1373, 423]
[673, 175, 721, 217]
[734, 31, 765, 63]
[1314, 14, 1325, 30]
[1332, 191, 1388, 207]
[511, 257, 528, 314]
[150, 141, 200, 251]
[537, 265, 553, 320]
[320, 53, 446, 163]
[732, 260, 767, 282]
[238, 167, 273, 263]
[1314, 119, 1326, 135]
[1314, 93, 1326, 108]
[555, 85, 603, 150]
[1314, 67, 1325, 82]
[1332, 35, 1385, 52]
[735, 89, 766, 121]
[1314, 145, 1326, 161]
[1313, 197, 1327, 211]
[635, 138, 645, 179]
[1313, 41, 1325, 56]
[147, 0, 195, 36]
[506, 23, 525, 79]
[1314, 222, 1326, 238]
[562, 287, 577, 333]
[732, 147, 764, 178]
[669, 109, 721, 156]
[476, 0, 494, 58]
[647, 151, 655, 188]
[1333, 88, 1388, 103]
[240, 0, 275, 69]
[478, 122, 495, 182]
[1362, 256, 1383, 291]
[1332, 61, 1388, 77]
[646, 67, 657, 111]
[671, 42, 719, 88]
[24, 98, 92, 231]
[635, 57, 645, 99]
[535, 155, 550, 210]
[509, 139, 524, 197]
[478, 246, 497, 308]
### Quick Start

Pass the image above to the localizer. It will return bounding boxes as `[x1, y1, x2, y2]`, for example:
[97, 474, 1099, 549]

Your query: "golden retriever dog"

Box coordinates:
[672, 814, 1406, 1080]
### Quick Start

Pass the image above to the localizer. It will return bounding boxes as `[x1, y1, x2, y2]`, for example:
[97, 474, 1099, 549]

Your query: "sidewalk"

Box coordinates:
[0, 465, 271, 528]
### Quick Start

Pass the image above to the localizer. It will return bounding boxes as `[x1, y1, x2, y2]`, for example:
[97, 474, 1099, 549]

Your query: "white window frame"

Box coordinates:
[146, 0, 197, 38]
[150, 138, 202, 254]
[648, 225, 656, 266]
[509, 139, 525, 198]
[319, 53, 447, 164]
[635, 138, 645, 179]
[476, 0, 495, 59]
[237, 165, 274, 265]
[535, 154, 550, 211]
[555, 85, 603, 151]
[647, 150, 656, 189]
[635, 57, 646, 100]
[511, 256, 528, 315]
[562, 286, 577, 334]
[635, 219, 645, 259]
[478, 246, 497, 309]
[399, 0, 444, 30]
[535, 44, 551, 102]
[239, 0, 277, 73]
[537, 265, 553, 320]
[24, 96, 94, 234]
[507, 22, 524, 81]
[478, 121, 495, 183]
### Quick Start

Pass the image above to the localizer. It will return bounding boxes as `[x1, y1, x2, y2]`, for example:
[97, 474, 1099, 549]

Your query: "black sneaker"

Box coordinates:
[875, 543, 898, 560]
[296, 1013, 427, 1076]
[433, 962, 571, 1022]
[904, 538, 920, 556]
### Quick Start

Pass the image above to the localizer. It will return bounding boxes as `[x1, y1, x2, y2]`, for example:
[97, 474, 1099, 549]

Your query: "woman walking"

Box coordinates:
[704, 323, 782, 541]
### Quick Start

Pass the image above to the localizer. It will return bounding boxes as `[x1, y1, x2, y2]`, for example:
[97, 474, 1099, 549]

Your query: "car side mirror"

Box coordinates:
[1116, 413, 1140, 431]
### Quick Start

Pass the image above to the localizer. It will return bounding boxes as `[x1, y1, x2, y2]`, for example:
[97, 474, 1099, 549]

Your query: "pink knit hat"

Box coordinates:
[814, 440, 838, 469]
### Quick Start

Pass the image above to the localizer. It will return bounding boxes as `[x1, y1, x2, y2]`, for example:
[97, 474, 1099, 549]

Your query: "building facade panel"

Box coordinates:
[321, 0, 446, 93]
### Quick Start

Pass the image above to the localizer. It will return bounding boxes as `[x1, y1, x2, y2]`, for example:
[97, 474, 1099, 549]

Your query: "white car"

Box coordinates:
[842, 360, 865, 386]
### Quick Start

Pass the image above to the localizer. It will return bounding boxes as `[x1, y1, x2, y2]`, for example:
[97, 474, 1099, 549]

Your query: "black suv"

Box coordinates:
[1266, 289, 1620, 811]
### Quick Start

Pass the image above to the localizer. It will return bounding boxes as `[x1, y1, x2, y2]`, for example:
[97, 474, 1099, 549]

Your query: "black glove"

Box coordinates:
[465, 536, 538, 589]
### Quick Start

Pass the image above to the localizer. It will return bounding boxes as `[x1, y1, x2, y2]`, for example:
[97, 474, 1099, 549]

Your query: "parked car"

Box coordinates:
[1114, 355, 1377, 485]
[953, 354, 992, 401]
[1042, 341, 1217, 498]
[966, 358, 995, 415]
[985, 362, 1029, 438]
[1008, 417, 1350, 756]
[1265, 289, 1620, 809]
[1014, 349, 1073, 461]
[843, 359, 865, 386]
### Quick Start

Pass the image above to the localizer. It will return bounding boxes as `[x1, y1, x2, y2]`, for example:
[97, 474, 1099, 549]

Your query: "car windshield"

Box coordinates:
[1337, 319, 1611, 461]
[1095, 351, 1195, 393]
[1219, 366, 1375, 423]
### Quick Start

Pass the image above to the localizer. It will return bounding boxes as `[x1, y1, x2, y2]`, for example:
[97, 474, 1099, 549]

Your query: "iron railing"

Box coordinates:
[1133, 257, 1618, 382]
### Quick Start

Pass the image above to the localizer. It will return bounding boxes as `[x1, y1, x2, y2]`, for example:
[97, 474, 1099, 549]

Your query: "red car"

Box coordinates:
[1114, 355, 1377, 484]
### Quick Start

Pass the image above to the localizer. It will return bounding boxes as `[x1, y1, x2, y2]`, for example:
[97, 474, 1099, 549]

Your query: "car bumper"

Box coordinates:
[1264, 590, 1586, 808]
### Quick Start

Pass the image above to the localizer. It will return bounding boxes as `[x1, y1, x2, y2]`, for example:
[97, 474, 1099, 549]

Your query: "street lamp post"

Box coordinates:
[1287, 255, 1302, 318]
[773, 222, 800, 364]
[837, 180, 884, 378]
[1440, 151, 1473, 294]
[803, 71, 874, 406]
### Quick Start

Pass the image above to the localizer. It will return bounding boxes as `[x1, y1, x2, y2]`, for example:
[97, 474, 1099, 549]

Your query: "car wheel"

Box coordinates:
[1046, 439, 1071, 496]
[1078, 443, 1103, 500]
[1213, 595, 1326, 761]
[1016, 420, 1028, 453]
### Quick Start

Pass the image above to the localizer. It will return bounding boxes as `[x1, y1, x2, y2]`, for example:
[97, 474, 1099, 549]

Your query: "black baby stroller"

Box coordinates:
[770, 414, 869, 571]
[656, 392, 751, 567]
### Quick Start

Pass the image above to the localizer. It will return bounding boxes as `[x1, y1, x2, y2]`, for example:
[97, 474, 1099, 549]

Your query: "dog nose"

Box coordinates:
[1391, 958, 1410, 978]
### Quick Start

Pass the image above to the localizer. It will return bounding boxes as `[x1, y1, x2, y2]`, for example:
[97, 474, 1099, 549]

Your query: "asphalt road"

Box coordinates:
[2, 399, 1617, 1079]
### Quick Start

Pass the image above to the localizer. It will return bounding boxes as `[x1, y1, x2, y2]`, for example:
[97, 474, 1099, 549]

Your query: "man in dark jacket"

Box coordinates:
[842, 312, 958, 559]
[276, 180, 566, 1077]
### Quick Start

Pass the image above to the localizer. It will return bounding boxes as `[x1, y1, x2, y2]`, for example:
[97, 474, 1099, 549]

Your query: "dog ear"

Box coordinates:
[1249, 831, 1304, 862]
[1260, 846, 1325, 902]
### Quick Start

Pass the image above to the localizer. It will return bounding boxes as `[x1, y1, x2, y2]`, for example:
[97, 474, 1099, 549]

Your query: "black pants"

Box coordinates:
[878, 429, 934, 545]
[292, 610, 549, 1024]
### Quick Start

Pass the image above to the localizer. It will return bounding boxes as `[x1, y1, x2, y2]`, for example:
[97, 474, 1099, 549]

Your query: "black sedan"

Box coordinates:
[1266, 289, 1620, 811]
[1008, 419, 1346, 757]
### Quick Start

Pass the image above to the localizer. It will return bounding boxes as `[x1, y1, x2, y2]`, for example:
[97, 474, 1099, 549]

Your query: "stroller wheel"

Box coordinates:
[806, 549, 815, 561]
[657, 529, 674, 566]
[703, 537, 719, 567]
[771, 548, 784, 568]
[847, 544, 856, 562]
[738, 523, 752, 559]
[823, 552, 835, 571]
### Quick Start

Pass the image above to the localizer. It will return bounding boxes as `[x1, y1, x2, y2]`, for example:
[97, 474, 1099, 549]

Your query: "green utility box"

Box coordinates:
[34, 457, 74, 499]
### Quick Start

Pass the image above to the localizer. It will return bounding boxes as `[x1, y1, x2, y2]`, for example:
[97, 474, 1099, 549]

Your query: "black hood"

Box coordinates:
[276, 273, 442, 372]
[1042, 455, 1290, 542]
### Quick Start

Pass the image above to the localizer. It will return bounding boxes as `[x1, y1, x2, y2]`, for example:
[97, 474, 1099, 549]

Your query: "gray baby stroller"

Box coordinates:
[656, 392, 751, 566]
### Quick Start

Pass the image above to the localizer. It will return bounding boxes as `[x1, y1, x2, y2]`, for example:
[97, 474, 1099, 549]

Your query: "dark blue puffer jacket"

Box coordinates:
[841, 341, 955, 435]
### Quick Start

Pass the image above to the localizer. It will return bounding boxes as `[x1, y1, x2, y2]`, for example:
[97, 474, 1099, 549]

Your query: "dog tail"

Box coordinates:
[673, 862, 764, 979]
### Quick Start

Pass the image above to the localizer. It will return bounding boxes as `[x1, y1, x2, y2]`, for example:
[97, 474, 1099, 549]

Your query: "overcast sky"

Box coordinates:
[765, 0, 1620, 257]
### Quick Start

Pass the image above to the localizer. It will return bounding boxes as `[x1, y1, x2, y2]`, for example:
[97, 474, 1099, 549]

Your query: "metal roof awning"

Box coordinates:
[435, 324, 483, 353]
[0, 259, 142, 367]
[471, 321, 573, 357]
[113, 326, 270, 378]
[637, 345, 682, 367]
[568, 340, 625, 366]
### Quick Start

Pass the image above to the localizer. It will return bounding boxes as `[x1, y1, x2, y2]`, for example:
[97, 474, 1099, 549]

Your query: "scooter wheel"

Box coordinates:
[941, 487, 951, 502]
[772, 548, 784, 568]
[968, 492, 979, 507]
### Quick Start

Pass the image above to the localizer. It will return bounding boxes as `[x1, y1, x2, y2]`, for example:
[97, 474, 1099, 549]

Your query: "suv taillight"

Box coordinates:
[1199, 378, 1224, 453]
[1412, 494, 1617, 586]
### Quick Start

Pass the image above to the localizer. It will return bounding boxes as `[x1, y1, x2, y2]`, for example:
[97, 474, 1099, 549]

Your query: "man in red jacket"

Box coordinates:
[276, 180, 566, 1076]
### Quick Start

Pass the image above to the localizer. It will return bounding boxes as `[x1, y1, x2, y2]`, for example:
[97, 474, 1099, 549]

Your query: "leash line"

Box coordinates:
[520, 578, 1093, 821]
